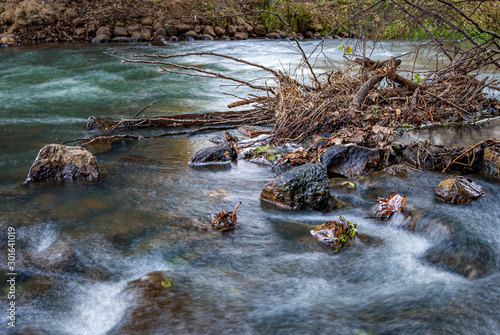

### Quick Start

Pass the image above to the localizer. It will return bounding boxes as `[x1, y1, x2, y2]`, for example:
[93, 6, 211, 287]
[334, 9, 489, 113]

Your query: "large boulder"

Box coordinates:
[321, 144, 380, 178]
[188, 144, 237, 165]
[25, 144, 100, 183]
[435, 175, 484, 204]
[260, 163, 331, 210]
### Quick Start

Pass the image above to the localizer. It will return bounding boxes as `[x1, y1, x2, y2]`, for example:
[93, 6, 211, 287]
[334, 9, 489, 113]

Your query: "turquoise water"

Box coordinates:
[0, 40, 499, 335]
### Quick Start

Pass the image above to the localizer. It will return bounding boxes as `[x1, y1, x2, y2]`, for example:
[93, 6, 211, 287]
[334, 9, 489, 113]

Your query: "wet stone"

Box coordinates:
[260, 162, 332, 210]
[25, 144, 100, 183]
[425, 240, 496, 279]
[321, 144, 380, 178]
[435, 175, 484, 204]
[188, 144, 237, 165]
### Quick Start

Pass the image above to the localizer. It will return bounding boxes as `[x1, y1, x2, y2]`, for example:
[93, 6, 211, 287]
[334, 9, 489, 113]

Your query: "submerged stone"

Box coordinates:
[435, 175, 484, 204]
[188, 144, 237, 165]
[425, 240, 496, 279]
[321, 144, 380, 178]
[260, 163, 331, 210]
[25, 144, 100, 183]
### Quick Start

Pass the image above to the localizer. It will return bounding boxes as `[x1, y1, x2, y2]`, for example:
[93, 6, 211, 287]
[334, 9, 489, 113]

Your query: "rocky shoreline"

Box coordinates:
[0, 1, 334, 47]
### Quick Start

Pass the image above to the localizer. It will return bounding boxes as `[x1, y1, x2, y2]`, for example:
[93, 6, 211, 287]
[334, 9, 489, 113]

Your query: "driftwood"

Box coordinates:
[87, 109, 274, 131]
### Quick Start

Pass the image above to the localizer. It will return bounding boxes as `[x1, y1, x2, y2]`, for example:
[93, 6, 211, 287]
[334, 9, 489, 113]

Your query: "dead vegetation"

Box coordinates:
[68, 1, 500, 173]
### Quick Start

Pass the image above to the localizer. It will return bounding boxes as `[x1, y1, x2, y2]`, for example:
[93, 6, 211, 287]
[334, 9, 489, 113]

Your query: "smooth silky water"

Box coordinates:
[1, 40, 499, 335]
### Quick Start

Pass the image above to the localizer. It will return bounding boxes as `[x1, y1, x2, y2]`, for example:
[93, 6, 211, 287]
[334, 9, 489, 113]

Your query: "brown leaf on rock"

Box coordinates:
[376, 191, 407, 216]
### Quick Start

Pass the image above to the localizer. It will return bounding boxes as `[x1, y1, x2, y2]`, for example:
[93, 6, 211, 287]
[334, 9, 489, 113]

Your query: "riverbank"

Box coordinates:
[0, 0, 334, 46]
[3, 0, 499, 47]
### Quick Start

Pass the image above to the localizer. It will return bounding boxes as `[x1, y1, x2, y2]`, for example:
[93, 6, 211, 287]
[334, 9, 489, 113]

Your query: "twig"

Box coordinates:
[133, 101, 157, 119]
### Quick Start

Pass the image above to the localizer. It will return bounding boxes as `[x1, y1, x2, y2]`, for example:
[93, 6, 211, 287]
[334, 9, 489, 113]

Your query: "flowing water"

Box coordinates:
[0, 40, 499, 335]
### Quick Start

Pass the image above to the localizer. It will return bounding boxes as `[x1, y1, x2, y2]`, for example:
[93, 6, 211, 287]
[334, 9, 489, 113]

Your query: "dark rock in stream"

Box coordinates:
[260, 163, 332, 210]
[25, 144, 100, 183]
[188, 143, 237, 165]
[321, 144, 380, 178]
[425, 240, 496, 279]
[107, 271, 196, 335]
[435, 175, 484, 204]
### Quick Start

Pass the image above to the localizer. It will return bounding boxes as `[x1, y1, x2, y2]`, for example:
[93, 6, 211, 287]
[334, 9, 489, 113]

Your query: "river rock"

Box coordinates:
[227, 24, 237, 35]
[127, 24, 141, 33]
[260, 163, 331, 210]
[321, 144, 380, 178]
[244, 23, 253, 33]
[482, 146, 500, 177]
[214, 26, 225, 35]
[184, 30, 198, 39]
[188, 144, 238, 165]
[155, 28, 166, 37]
[204, 25, 216, 36]
[114, 26, 128, 37]
[165, 24, 178, 36]
[266, 32, 281, 39]
[305, 30, 314, 38]
[74, 28, 86, 36]
[96, 26, 111, 37]
[92, 34, 110, 43]
[434, 175, 484, 204]
[107, 271, 195, 335]
[140, 28, 151, 40]
[234, 32, 247, 40]
[176, 23, 191, 34]
[66, 10, 79, 21]
[25, 144, 100, 183]
[0, 36, 16, 45]
[425, 240, 496, 279]
[254, 24, 266, 36]
[142, 17, 153, 26]
[71, 17, 84, 27]
[16, 18, 28, 26]
[131, 31, 143, 42]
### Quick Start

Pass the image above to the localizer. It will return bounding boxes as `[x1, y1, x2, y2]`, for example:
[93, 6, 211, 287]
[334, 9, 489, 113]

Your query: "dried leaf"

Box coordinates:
[376, 191, 407, 216]
[210, 202, 242, 231]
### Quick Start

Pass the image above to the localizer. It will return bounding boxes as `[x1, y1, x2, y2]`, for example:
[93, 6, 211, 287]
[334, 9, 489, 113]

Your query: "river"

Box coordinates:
[1, 39, 499, 335]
